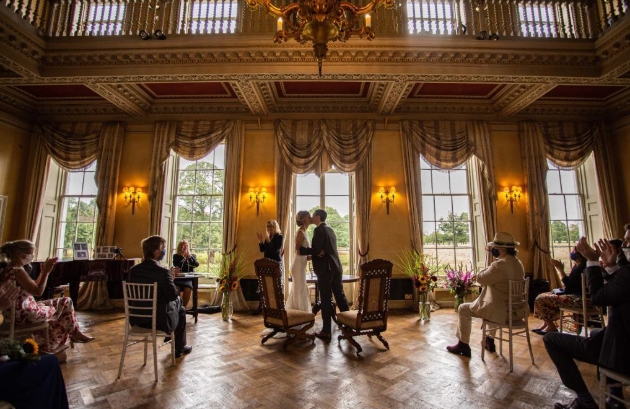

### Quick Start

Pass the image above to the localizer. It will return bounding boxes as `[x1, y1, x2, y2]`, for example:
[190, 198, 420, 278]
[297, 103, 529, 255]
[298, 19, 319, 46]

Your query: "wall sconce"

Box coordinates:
[122, 186, 142, 215]
[379, 186, 396, 215]
[504, 186, 522, 213]
[249, 187, 266, 216]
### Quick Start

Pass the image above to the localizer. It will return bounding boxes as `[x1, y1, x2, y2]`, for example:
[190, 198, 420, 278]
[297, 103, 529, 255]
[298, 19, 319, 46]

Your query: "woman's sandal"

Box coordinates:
[70, 334, 95, 344]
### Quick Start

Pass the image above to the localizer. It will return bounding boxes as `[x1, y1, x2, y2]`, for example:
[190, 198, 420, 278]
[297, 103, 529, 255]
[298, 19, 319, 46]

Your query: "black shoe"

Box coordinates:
[164, 337, 171, 343]
[175, 345, 192, 358]
[314, 331, 332, 343]
[554, 398, 597, 409]
[446, 341, 471, 358]
[251, 305, 262, 316]
[606, 397, 627, 409]
[484, 336, 496, 353]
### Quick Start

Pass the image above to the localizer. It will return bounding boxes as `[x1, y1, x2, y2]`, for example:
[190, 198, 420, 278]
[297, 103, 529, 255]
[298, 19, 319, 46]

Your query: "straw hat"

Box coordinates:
[487, 232, 520, 248]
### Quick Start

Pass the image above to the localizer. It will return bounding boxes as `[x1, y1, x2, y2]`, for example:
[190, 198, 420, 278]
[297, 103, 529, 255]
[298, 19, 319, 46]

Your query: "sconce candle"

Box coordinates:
[378, 186, 396, 215]
[504, 186, 522, 213]
[123, 186, 142, 215]
[249, 187, 267, 216]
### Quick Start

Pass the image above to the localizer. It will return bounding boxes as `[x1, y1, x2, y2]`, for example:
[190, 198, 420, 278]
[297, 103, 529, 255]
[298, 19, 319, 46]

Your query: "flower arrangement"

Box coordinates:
[441, 265, 477, 297]
[0, 337, 40, 362]
[397, 249, 440, 294]
[217, 251, 246, 294]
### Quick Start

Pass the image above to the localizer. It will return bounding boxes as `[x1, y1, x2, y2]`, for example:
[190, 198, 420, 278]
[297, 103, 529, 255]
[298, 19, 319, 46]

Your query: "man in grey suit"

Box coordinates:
[128, 235, 192, 358]
[300, 208, 350, 341]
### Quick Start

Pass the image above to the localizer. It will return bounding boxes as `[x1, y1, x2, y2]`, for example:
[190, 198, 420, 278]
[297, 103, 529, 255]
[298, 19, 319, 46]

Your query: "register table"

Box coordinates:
[174, 274, 200, 323]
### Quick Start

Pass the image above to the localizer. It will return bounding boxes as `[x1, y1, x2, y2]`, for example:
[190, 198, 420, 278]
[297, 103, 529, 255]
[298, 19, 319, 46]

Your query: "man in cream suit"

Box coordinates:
[446, 232, 525, 357]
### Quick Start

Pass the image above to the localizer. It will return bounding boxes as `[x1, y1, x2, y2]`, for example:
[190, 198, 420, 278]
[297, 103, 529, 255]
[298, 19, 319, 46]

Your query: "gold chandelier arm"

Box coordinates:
[247, 0, 300, 18]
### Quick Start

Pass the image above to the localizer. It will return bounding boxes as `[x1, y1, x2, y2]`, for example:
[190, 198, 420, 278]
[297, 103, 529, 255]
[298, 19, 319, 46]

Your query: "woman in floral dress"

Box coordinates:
[0, 240, 94, 355]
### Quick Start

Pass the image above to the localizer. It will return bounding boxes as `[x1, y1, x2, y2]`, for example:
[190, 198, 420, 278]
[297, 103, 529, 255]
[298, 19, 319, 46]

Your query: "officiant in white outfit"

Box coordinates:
[285, 210, 312, 312]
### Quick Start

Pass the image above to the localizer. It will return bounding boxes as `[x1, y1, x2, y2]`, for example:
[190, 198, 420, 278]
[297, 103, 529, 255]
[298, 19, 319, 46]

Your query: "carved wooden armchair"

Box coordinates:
[336, 259, 393, 355]
[254, 258, 315, 350]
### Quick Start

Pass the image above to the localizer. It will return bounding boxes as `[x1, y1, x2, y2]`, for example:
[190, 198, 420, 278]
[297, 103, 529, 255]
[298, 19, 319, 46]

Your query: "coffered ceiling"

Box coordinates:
[1, 5, 630, 123]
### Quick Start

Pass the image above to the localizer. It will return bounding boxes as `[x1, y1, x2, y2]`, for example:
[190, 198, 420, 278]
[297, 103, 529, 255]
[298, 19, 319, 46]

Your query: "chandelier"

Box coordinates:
[247, 0, 395, 76]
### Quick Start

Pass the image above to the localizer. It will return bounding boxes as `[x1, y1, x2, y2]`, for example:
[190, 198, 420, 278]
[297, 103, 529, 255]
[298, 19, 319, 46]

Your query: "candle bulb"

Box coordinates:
[365, 13, 371, 28]
[277, 17, 283, 32]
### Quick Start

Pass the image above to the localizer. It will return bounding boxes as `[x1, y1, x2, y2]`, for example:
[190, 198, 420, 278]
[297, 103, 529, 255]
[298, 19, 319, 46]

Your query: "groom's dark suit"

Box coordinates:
[300, 222, 349, 334]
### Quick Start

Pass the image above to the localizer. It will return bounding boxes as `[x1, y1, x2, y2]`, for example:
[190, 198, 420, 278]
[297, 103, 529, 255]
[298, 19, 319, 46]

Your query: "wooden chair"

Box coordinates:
[255, 258, 316, 350]
[559, 274, 606, 337]
[336, 259, 393, 356]
[599, 367, 630, 409]
[0, 303, 49, 351]
[117, 282, 175, 381]
[481, 278, 535, 372]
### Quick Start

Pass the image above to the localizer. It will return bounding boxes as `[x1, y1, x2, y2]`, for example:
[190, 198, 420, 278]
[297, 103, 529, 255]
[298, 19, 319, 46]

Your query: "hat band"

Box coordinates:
[493, 240, 515, 246]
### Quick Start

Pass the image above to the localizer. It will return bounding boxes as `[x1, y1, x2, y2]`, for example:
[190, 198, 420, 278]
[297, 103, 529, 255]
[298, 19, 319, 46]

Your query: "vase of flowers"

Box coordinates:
[441, 266, 476, 312]
[398, 249, 440, 318]
[217, 250, 245, 322]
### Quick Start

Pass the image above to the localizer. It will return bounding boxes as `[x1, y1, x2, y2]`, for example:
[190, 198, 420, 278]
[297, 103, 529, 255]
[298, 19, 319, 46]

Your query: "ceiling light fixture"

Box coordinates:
[248, 0, 395, 76]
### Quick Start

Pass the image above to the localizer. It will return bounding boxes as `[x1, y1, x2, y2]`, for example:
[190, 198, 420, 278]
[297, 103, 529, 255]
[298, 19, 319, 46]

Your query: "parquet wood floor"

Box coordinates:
[61, 308, 605, 409]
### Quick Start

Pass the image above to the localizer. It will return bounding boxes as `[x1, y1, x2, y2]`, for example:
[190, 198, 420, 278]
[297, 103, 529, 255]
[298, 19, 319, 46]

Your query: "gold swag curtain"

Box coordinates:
[274, 119, 374, 306]
[399, 120, 497, 256]
[148, 120, 248, 310]
[28, 122, 126, 310]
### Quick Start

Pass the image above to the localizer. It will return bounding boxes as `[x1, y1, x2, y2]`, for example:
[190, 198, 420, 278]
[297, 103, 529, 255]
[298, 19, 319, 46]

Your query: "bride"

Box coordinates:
[285, 211, 312, 312]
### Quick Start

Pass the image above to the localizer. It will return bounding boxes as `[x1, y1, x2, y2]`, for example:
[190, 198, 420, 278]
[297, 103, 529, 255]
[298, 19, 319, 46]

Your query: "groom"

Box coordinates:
[300, 208, 350, 341]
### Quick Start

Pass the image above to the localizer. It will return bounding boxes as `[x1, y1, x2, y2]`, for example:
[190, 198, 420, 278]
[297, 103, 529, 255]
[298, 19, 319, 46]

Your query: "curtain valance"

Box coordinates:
[540, 122, 601, 169]
[36, 122, 102, 170]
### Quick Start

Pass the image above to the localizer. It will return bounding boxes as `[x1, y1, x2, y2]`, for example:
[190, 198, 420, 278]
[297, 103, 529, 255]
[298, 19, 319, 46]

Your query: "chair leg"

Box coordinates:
[170, 331, 175, 366]
[152, 335, 158, 382]
[117, 332, 130, 379]
[261, 330, 278, 345]
[508, 328, 514, 372]
[525, 323, 535, 366]
[143, 337, 148, 366]
[481, 321, 486, 362]
[375, 332, 389, 350]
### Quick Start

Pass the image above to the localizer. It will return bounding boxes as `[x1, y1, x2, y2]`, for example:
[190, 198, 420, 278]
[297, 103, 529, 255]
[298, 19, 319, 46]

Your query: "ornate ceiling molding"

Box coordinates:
[498, 83, 557, 117]
[85, 83, 149, 116]
[378, 80, 413, 116]
[231, 79, 268, 116]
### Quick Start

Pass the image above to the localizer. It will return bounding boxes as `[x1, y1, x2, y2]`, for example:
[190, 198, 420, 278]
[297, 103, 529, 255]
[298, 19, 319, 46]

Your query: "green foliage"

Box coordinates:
[550, 221, 580, 243]
[437, 211, 470, 244]
[307, 205, 350, 248]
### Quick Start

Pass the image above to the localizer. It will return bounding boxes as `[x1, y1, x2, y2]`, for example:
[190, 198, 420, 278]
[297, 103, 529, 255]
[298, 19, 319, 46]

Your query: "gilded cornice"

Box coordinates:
[231, 79, 268, 116]
[499, 83, 557, 117]
[378, 80, 414, 116]
[85, 83, 149, 116]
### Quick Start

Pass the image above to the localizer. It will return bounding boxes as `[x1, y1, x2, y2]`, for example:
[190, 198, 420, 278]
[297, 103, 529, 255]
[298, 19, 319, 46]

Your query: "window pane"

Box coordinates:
[79, 198, 96, 221]
[548, 196, 567, 219]
[550, 221, 569, 244]
[449, 170, 468, 194]
[560, 170, 578, 193]
[66, 172, 84, 195]
[452, 197, 469, 218]
[423, 222, 438, 246]
[213, 145, 226, 169]
[296, 196, 320, 213]
[421, 170, 432, 193]
[422, 196, 435, 220]
[178, 171, 195, 194]
[434, 196, 453, 220]
[83, 172, 98, 195]
[325, 173, 349, 195]
[296, 174, 320, 195]
[547, 170, 561, 194]
[176, 197, 192, 221]
[325, 196, 349, 217]
[432, 171, 450, 194]
[564, 195, 582, 219]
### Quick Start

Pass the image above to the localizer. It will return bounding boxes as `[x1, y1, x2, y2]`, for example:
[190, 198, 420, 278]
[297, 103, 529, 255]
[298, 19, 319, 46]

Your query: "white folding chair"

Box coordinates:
[559, 274, 606, 337]
[0, 303, 49, 351]
[117, 281, 175, 381]
[481, 278, 535, 372]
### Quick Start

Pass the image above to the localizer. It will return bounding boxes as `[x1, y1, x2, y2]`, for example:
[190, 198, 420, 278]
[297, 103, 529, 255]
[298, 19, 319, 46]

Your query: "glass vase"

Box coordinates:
[221, 292, 233, 321]
[418, 292, 430, 322]
[454, 294, 465, 312]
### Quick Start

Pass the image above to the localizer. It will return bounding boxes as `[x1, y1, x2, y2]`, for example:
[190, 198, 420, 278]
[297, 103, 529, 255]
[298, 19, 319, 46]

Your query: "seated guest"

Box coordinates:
[172, 240, 199, 308]
[532, 248, 586, 334]
[546, 234, 630, 409]
[446, 232, 525, 357]
[0, 240, 94, 360]
[0, 281, 70, 409]
[129, 236, 192, 358]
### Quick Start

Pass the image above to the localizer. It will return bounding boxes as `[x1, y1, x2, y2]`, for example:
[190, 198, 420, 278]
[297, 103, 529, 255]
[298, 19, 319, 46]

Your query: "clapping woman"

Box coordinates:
[172, 240, 199, 308]
[0, 240, 94, 360]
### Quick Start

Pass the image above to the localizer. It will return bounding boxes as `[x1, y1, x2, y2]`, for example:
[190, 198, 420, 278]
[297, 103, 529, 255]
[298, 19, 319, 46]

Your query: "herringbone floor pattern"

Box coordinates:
[61, 308, 603, 409]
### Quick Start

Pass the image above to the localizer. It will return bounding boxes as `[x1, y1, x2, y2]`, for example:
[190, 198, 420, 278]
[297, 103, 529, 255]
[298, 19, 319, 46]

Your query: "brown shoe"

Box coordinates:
[314, 331, 332, 342]
[446, 341, 471, 357]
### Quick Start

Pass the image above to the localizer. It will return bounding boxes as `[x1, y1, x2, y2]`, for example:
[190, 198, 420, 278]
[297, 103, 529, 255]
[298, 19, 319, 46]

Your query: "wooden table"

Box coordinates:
[174, 274, 200, 323]
[293, 274, 359, 320]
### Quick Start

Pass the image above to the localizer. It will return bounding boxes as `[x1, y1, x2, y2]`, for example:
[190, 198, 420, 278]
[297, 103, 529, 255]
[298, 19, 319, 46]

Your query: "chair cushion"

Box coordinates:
[336, 311, 385, 330]
[266, 309, 314, 327]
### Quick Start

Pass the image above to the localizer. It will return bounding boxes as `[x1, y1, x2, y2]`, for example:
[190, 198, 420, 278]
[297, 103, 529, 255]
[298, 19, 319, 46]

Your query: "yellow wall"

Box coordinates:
[611, 120, 630, 226]
[0, 122, 31, 242]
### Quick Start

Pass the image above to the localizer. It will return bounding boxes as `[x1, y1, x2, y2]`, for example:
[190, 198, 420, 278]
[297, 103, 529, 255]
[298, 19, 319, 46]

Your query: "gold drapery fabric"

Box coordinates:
[20, 136, 51, 242]
[147, 120, 248, 310]
[539, 121, 621, 239]
[519, 122, 558, 288]
[274, 119, 375, 308]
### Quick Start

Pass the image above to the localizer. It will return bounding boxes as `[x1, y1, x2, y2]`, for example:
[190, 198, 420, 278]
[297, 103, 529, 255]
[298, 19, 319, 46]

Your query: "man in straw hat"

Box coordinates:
[446, 231, 525, 358]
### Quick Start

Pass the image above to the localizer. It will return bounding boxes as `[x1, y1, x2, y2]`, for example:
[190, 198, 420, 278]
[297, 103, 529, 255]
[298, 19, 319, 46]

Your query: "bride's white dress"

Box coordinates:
[285, 230, 312, 312]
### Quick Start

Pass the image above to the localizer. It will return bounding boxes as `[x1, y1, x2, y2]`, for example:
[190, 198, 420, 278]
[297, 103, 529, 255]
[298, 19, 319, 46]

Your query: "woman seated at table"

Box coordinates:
[0, 240, 95, 359]
[172, 240, 199, 308]
[532, 247, 586, 335]
[0, 281, 70, 408]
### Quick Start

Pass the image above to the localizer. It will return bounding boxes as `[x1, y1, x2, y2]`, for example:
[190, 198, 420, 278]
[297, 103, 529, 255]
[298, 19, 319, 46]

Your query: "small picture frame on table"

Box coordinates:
[73, 243, 89, 260]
